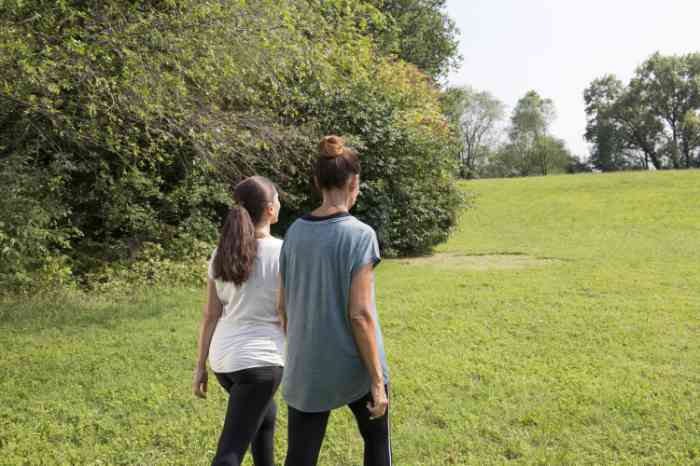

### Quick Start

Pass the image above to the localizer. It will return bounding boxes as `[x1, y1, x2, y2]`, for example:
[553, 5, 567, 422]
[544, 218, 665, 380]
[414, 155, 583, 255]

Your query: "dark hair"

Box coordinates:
[315, 135, 360, 190]
[212, 176, 277, 285]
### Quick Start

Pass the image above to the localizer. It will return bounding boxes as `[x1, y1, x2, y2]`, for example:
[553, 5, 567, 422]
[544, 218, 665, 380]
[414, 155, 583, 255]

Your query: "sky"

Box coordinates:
[445, 0, 700, 158]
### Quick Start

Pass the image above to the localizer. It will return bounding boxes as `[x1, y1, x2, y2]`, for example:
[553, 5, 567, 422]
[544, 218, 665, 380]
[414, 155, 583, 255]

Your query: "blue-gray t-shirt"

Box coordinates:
[280, 213, 390, 413]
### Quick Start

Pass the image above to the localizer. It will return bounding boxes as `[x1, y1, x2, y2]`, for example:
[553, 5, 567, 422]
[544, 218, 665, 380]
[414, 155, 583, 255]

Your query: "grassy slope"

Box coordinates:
[1, 170, 699, 465]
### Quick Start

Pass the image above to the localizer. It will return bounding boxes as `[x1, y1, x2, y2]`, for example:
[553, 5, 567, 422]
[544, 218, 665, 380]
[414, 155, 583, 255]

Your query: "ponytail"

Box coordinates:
[212, 206, 257, 286]
[211, 176, 277, 285]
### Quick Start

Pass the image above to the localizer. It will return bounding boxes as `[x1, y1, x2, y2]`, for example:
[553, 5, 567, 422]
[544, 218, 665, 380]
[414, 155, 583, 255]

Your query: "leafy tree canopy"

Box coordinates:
[584, 52, 700, 171]
[0, 0, 463, 289]
[367, 0, 462, 80]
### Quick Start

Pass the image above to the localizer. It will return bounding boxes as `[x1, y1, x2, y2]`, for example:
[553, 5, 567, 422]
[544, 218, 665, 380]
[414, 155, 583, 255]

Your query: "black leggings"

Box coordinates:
[284, 386, 392, 466]
[212, 366, 283, 466]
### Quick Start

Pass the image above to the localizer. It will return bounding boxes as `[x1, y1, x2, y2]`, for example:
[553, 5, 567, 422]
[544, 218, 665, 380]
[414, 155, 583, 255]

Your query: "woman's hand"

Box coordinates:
[367, 382, 388, 420]
[279, 312, 287, 335]
[193, 366, 209, 399]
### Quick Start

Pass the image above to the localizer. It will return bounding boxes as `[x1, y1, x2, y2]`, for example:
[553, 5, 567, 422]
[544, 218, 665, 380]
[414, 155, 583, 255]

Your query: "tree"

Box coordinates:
[482, 143, 521, 178]
[585, 52, 700, 171]
[680, 53, 700, 167]
[368, 0, 461, 80]
[612, 82, 666, 169]
[0, 0, 463, 288]
[584, 75, 629, 171]
[584, 75, 665, 170]
[479, 91, 572, 178]
[448, 86, 505, 178]
[530, 135, 573, 176]
[510, 91, 555, 143]
[476, 90, 573, 178]
[682, 111, 700, 167]
[636, 52, 700, 168]
[507, 90, 557, 176]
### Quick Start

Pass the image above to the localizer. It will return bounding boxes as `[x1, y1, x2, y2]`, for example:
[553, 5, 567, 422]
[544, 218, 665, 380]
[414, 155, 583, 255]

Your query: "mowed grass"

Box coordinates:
[2, 170, 700, 465]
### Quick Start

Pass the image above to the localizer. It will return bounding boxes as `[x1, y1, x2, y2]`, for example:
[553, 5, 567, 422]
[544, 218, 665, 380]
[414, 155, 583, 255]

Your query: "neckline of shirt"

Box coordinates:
[301, 211, 352, 222]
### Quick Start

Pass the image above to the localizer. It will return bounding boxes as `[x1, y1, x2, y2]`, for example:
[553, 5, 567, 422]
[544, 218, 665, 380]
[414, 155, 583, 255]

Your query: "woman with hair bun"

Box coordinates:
[193, 176, 285, 466]
[279, 136, 392, 466]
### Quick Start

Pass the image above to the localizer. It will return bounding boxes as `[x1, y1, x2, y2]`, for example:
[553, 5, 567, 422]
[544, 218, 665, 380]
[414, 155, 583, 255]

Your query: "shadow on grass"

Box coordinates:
[393, 252, 569, 271]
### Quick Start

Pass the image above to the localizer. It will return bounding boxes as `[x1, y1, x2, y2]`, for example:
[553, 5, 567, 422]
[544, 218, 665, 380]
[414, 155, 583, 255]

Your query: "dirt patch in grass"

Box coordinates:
[397, 253, 560, 271]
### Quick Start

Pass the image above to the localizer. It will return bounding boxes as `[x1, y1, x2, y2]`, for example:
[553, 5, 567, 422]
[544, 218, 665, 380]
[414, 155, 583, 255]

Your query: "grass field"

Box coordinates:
[2, 170, 699, 465]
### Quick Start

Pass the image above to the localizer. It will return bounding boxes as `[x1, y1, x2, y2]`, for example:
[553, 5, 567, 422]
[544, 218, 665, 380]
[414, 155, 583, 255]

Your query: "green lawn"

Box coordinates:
[2, 170, 699, 465]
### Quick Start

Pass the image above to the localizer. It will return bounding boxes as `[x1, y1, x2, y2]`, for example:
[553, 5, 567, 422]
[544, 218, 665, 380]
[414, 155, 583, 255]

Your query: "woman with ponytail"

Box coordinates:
[279, 136, 392, 466]
[193, 176, 284, 466]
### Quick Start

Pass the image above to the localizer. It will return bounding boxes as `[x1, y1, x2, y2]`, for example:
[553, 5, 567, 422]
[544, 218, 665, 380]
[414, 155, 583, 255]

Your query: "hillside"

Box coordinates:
[1, 170, 699, 465]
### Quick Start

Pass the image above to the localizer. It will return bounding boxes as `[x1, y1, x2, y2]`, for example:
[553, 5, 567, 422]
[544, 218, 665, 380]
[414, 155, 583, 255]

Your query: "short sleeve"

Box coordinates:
[351, 230, 381, 277]
[207, 248, 217, 280]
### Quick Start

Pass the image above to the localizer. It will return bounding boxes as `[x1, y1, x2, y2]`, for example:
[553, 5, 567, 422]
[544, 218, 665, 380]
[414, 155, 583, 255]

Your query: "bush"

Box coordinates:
[0, 0, 463, 290]
[82, 242, 209, 296]
[0, 157, 75, 290]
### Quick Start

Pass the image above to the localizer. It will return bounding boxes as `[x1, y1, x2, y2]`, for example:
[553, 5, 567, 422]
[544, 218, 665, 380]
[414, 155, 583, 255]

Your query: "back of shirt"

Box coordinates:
[207, 237, 285, 373]
[280, 214, 389, 413]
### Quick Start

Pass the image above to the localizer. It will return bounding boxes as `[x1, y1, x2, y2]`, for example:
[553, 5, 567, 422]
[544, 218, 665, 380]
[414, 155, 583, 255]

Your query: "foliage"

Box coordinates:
[82, 242, 209, 295]
[508, 91, 555, 145]
[445, 88, 578, 179]
[477, 90, 574, 178]
[0, 156, 75, 289]
[368, 0, 462, 80]
[0, 0, 463, 290]
[446, 86, 505, 178]
[320, 60, 464, 255]
[528, 135, 573, 176]
[583, 75, 630, 171]
[506, 91, 573, 176]
[584, 52, 700, 171]
[637, 52, 700, 168]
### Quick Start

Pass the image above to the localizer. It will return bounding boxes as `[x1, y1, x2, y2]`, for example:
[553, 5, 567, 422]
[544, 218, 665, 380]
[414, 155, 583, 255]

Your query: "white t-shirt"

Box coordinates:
[207, 237, 285, 373]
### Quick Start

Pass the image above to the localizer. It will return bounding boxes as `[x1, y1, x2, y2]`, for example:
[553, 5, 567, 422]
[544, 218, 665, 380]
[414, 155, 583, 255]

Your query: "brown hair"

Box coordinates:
[315, 135, 360, 190]
[212, 176, 276, 285]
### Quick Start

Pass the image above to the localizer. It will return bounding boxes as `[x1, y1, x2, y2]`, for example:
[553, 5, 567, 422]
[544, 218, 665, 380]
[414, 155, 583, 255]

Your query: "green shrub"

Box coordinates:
[82, 242, 209, 296]
[0, 157, 76, 291]
[0, 0, 463, 290]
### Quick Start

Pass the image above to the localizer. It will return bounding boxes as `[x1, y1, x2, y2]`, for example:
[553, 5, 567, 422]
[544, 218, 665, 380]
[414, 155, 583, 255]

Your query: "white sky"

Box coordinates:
[445, 0, 700, 158]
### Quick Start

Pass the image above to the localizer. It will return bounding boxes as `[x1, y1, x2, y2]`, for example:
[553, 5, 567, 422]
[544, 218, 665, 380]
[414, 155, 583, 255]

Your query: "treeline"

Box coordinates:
[444, 88, 582, 179]
[0, 0, 462, 290]
[584, 52, 700, 171]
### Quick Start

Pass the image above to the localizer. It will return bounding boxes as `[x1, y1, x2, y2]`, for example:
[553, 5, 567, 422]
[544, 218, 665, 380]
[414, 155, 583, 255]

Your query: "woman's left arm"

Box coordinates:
[276, 274, 287, 335]
[193, 279, 223, 399]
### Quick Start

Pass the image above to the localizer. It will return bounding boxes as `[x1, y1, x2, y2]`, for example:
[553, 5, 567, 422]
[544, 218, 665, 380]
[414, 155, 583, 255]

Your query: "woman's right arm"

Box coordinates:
[348, 263, 388, 419]
[193, 279, 223, 399]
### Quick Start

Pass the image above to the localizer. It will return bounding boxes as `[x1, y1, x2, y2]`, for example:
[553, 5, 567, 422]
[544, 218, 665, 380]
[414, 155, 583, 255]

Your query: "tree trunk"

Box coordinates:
[682, 138, 691, 168]
[671, 127, 681, 168]
[647, 150, 662, 169]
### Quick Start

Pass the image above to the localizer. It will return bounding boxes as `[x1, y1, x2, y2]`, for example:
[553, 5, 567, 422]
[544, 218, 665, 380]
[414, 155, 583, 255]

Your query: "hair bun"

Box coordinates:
[319, 135, 345, 159]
